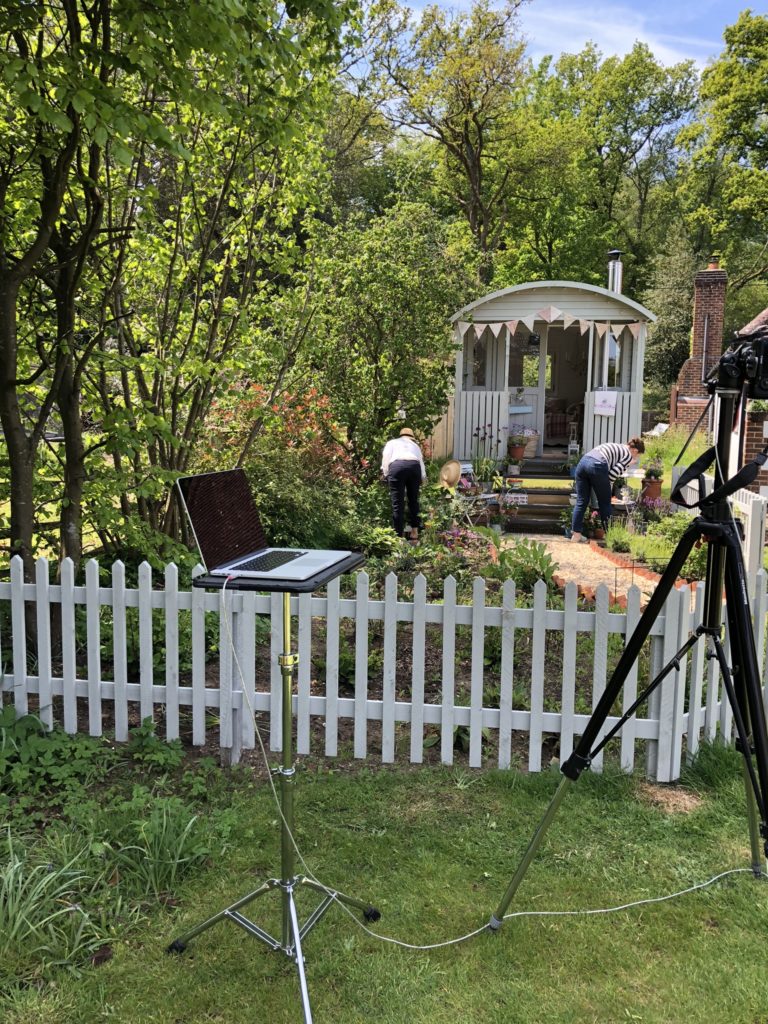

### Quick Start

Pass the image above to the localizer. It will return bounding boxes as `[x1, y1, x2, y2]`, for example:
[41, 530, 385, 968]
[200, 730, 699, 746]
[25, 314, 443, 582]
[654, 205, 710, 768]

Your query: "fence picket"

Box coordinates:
[270, 592, 282, 751]
[112, 561, 129, 742]
[10, 557, 27, 716]
[589, 585, 610, 773]
[240, 591, 257, 751]
[219, 585, 234, 761]
[559, 582, 578, 764]
[35, 558, 52, 729]
[619, 586, 642, 772]
[297, 592, 312, 755]
[685, 582, 706, 762]
[440, 576, 457, 766]
[382, 573, 397, 763]
[527, 580, 547, 772]
[191, 572, 206, 746]
[86, 560, 102, 737]
[60, 558, 77, 733]
[324, 578, 341, 757]
[138, 562, 154, 724]
[497, 578, 516, 769]
[469, 577, 486, 768]
[410, 574, 426, 764]
[164, 563, 180, 742]
[655, 583, 682, 783]
[353, 573, 369, 760]
[669, 586, 691, 780]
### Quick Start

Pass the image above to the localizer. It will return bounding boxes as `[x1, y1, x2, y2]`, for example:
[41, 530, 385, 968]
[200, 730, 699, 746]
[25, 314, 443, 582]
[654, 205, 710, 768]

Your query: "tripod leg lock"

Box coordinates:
[561, 752, 591, 781]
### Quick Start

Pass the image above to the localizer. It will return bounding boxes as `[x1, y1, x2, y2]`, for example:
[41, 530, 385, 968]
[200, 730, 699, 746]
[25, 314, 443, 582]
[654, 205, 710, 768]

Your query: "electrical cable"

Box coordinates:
[218, 578, 759, 955]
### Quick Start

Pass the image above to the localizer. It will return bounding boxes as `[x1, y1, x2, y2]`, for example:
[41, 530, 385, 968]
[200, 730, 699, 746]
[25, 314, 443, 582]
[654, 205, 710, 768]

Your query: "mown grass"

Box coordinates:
[3, 741, 768, 1024]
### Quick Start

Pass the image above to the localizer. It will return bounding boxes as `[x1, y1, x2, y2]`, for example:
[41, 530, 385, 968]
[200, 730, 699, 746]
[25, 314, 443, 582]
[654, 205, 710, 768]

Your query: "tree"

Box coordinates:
[0, 0, 349, 576]
[310, 202, 474, 480]
[382, 0, 527, 279]
[679, 12, 768, 295]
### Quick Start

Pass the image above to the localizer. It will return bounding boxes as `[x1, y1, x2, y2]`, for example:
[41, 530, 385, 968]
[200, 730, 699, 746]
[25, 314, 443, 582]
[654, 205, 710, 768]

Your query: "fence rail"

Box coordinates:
[2, 556, 767, 782]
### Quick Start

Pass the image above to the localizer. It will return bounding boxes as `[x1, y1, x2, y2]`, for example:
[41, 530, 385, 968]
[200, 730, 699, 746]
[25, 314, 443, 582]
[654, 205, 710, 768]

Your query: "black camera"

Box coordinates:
[717, 325, 768, 398]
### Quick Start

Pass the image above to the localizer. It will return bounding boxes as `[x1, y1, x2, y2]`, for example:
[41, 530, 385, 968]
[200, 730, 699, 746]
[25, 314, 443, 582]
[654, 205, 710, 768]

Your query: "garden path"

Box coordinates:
[521, 533, 660, 604]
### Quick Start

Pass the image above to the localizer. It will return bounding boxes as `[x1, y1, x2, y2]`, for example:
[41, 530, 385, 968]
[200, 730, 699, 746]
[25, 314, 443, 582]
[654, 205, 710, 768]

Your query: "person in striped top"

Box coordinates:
[570, 437, 645, 542]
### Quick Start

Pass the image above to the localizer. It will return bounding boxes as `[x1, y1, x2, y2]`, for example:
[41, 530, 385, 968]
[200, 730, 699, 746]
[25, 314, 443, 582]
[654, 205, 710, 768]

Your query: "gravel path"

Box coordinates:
[523, 533, 660, 602]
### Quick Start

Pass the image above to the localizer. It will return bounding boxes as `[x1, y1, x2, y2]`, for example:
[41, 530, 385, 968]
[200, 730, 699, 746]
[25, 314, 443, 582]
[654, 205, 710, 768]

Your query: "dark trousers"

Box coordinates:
[572, 455, 612, 533]
[387, 460, 422, 536]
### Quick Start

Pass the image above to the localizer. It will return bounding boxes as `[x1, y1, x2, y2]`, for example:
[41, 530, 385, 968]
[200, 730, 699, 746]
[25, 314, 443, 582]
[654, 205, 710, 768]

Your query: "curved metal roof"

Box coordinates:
[450, 280, 656, 323]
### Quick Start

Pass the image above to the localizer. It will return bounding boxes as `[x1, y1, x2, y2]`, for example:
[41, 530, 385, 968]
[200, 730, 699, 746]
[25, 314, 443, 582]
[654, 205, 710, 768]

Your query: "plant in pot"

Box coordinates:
[507, 425, 537, 462]
[641, 453, 664, 501]
[559, 506, 573, 537]
[562, 451, 580, 478]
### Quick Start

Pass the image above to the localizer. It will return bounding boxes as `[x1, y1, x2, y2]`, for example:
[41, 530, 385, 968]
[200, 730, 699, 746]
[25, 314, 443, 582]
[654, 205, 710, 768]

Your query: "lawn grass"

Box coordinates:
[5, 744, 768, 1024]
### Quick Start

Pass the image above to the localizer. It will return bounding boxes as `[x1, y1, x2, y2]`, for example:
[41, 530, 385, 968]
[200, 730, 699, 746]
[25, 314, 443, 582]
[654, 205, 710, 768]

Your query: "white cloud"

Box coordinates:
[518, 1, 723, 67]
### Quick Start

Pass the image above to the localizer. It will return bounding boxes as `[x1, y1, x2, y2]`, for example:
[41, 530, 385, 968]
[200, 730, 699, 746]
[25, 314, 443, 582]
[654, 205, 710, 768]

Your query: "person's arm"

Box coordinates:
[418, 449, 426, 482]
[381, 441, 392, 478]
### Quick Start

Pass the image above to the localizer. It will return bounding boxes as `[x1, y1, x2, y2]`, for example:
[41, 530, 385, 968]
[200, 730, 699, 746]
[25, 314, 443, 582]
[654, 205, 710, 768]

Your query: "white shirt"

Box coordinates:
[381, 437, 427, 480]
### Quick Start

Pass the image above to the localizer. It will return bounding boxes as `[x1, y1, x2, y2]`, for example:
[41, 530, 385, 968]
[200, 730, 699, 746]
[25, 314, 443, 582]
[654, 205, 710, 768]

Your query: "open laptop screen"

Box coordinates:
[177, 469, 269, 571]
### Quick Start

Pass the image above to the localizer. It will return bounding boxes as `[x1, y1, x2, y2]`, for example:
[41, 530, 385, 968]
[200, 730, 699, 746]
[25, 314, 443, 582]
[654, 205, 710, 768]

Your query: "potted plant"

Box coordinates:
[559, 506, 573, 537]
[507, 425, 537, 462]
[562, 451, 580, 478]
[641, 454, 664, 501]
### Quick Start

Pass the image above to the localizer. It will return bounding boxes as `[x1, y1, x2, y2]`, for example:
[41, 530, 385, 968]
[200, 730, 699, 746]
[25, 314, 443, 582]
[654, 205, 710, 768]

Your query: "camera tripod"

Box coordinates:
[489, 378, 768, 930]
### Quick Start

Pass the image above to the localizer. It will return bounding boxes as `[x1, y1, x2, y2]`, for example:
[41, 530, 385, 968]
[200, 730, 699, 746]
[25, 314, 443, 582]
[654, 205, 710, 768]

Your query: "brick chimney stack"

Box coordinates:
[670, 259, 728, 428]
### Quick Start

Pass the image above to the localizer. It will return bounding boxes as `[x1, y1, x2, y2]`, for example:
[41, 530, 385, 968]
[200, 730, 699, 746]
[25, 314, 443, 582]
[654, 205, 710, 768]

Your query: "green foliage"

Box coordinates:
[311, 202, 473, 480]
[0, 705, 116, 822]
[0, 832, 109, 988]
[605, 522, 632, 553]
[483, 535, 558, 592]
[107, 793, 209, 900]
[126, 719, 184, 772]
[644, 511, 708, 581]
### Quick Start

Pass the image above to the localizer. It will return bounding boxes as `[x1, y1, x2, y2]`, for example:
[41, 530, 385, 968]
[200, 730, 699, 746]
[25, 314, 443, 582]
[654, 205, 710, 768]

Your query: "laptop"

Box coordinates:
[177, 469, 354, 582]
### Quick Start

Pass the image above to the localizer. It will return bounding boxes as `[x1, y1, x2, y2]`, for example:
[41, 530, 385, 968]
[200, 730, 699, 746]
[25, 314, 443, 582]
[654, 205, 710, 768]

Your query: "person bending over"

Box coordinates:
[381, 427, 427, 541]
[571, 437, 645, 542]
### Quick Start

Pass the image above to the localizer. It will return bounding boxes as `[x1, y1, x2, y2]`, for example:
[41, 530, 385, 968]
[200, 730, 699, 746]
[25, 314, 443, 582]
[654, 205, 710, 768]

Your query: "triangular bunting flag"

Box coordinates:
[578, 319, 591, 335]
[537, 305, 562, 323]
[628, 322, 642, 339]
[594, 321, 608, 338]
[456, 321, 472, 338]
[489, 322, 503, 338]
[521, 314, 537, 331]
[504, 319, 519, 336]
[562, 313, 576, 330]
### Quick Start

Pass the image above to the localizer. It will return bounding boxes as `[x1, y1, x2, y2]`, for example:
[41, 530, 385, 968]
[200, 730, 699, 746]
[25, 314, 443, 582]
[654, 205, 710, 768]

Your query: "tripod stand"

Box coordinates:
[489, 379, 768, 931]
[168, 569, 380, 1024]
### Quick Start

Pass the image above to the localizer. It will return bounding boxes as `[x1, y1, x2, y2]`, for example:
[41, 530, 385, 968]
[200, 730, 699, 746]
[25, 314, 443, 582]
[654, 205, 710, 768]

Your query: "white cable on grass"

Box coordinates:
[219, 580, 757, 954]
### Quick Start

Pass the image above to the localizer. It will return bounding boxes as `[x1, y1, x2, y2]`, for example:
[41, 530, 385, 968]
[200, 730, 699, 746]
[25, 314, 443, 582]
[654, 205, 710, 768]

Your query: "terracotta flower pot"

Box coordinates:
[508, 443, 526, 461]
[642, 477, 662, 501]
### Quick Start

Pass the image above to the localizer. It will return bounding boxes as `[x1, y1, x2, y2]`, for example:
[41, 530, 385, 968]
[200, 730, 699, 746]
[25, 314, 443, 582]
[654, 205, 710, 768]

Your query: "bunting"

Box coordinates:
[455, 315, 648, 341]
[537, 305, 562, 323]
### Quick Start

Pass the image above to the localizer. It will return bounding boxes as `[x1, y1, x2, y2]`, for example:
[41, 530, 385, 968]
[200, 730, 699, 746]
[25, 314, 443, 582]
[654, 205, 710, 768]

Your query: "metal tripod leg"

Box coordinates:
[168, 590, 380, 1024]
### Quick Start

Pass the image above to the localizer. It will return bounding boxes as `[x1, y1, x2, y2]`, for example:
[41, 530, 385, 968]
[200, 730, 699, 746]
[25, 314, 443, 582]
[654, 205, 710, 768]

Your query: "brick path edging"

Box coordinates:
[553, 541, 690, 609]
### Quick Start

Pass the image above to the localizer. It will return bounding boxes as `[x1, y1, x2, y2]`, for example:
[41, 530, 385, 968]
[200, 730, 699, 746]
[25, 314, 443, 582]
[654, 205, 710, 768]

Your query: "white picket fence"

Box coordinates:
[3, 555, 768, 782]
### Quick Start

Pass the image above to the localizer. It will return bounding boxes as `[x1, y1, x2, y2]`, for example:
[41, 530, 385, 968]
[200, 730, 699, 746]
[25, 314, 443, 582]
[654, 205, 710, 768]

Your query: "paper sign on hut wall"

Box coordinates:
[594, 390, 618, 417]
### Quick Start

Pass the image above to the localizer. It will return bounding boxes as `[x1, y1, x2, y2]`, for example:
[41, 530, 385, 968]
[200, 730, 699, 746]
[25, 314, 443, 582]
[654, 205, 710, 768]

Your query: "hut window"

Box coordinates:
[593, 330, 626, 389]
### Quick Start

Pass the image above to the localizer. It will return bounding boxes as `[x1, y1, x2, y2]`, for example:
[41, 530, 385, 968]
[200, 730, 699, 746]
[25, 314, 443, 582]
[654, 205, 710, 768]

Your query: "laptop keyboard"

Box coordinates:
[233, 550, 305, 573]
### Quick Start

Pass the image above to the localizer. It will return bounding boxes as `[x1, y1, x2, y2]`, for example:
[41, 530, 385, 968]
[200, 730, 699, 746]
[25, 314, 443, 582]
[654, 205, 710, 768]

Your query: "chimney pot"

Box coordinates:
[708, 255, 720, 269]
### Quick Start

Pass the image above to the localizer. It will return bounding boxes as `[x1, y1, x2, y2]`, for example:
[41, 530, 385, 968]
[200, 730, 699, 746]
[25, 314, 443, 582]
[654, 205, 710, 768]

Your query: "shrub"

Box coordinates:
[605, 522, 631, 553]
[485, 536, 557, 592]
[644, 511, 707, 581]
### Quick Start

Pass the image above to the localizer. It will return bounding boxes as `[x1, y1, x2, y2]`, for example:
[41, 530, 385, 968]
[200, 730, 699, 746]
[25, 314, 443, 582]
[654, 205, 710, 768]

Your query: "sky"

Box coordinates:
[421, 1, 759, 68]
[517, 0, 754, 67]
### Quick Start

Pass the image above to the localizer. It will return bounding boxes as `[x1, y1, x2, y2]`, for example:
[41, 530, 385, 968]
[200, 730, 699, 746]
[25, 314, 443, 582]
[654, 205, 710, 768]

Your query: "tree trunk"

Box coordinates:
[0, 281, 36, 580]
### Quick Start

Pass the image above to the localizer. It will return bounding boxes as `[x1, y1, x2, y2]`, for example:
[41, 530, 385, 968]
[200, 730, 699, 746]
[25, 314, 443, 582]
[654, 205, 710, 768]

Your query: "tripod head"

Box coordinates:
[709, 324, 768, 398]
